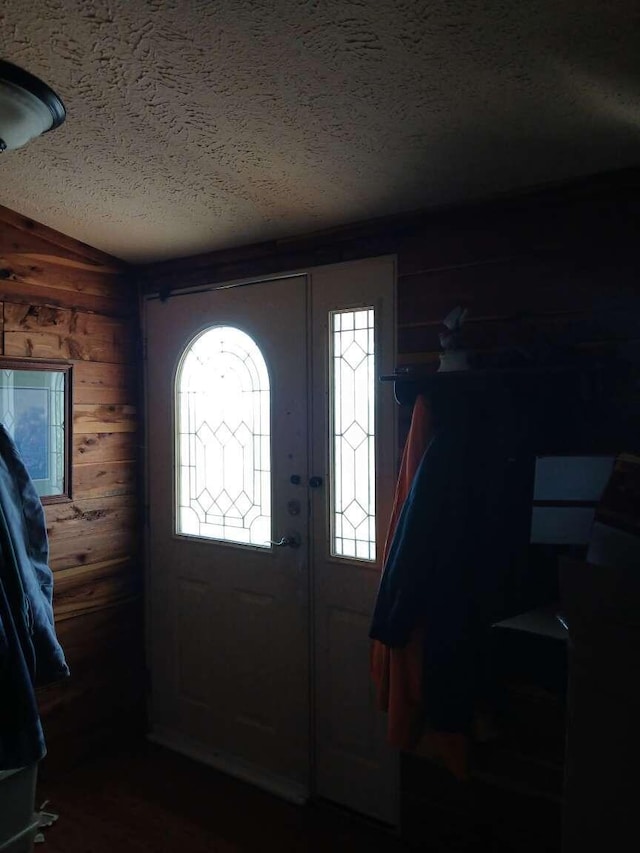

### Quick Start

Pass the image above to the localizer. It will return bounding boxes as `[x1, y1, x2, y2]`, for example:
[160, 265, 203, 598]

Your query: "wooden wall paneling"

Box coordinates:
[37, 658, 145, 772]
[52, 602, 143, 670]
[38, 650, 144, 731]
[0, 205, 124, 266]
[37, 662, 143, 751]
[71, 459, 137, 499]
[397, 310, 640, 364]
[53, 558, 141, 620]
[394, 194, 638, 846]
[36, 601, 145, 776]
[397, 254, 639, 325]
[0, 206, 142, 772]
[0, 205, 131, 317]
[45, 495, 138, 572]
[3, 304, 135, 362]
[73, 431, 137, 463]
[396, 259, 639, 374]
[73, 361, 137, 405]
[0, 257, 132, 316]
[73, 403, 137, 434]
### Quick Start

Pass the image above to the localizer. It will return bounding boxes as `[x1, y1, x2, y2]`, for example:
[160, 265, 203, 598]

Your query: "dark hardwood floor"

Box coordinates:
[37, 743, 408, 852]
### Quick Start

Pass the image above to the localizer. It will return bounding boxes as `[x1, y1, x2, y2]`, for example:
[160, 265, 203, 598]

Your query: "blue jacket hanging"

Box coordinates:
[0, 425, 69, 769]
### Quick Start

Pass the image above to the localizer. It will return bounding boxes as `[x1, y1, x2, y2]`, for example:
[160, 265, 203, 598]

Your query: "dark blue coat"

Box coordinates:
[0, 426, 69, 769]
[370, 388, 535, 732]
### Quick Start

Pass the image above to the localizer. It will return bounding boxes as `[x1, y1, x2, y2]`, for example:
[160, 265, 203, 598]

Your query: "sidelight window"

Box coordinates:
[175, 325, 271, 547]
[330, 308, 376, 561]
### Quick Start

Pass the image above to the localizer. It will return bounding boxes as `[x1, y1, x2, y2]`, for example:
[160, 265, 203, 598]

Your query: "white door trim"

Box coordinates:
[148, 728, 309, 804]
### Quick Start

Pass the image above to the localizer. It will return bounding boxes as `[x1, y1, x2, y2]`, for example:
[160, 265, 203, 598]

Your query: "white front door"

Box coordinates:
[144, 258, 397, 820]
[145, 276, 310, 800]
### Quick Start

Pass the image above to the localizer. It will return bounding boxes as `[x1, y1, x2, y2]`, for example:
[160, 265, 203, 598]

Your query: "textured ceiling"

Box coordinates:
[0, 0, 639, 262]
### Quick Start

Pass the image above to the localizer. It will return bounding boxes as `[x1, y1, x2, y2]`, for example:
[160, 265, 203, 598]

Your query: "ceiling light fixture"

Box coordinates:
[0, 59, 66, 152]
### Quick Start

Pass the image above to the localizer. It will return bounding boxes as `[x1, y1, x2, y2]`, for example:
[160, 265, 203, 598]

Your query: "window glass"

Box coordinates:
[0, 367, 67, 498]
[176, 326, 271, 547]
[330, 308, 376, 560]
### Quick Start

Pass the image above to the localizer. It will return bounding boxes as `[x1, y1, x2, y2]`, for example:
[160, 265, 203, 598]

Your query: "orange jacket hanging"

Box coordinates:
[370, 395, 430, 749]
[370, 394, 468, 779]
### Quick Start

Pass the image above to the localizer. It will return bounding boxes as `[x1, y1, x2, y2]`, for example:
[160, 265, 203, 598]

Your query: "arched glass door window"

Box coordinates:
[175, 325, 271, 547]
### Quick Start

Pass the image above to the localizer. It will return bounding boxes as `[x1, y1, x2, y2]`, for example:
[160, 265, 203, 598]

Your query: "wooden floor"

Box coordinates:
[37, 744, 408, 852]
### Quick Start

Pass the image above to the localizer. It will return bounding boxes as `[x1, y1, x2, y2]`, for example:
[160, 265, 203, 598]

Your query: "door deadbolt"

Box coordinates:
[287, 499, 301, 516]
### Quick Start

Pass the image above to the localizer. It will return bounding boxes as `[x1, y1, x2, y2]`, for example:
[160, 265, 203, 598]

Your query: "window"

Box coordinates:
[330, 308, 376, 560]
[175, 326, 271, 547]
[0, 360, 71, 501]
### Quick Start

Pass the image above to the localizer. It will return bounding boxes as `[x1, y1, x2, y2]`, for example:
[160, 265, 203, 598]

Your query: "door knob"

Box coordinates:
[268, 533, 301, 549]
[309, 476, 323, 488]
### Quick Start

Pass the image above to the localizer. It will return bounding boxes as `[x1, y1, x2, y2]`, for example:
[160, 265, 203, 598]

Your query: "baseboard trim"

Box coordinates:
[147, 728, 309, 806]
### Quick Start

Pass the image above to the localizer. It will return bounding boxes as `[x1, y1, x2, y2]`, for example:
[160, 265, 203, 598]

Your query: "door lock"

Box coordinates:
[287, 499, 301, 516]
[309, 476, 323, 488]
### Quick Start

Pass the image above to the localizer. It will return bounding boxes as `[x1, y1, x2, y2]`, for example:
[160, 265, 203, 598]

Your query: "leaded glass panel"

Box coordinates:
[176, 326, 271, 547]
[330, 308, 376, 561]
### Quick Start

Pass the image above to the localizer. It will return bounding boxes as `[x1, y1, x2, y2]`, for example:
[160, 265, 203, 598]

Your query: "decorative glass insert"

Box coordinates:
[176, 326, 271, 547]
[330, 308, 376, 561]
[0, 361, 70, 501]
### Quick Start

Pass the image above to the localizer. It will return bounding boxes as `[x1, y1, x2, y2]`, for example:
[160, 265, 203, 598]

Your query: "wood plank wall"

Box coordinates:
[141, 169, 640, 448]
[0, 206, 142, 773]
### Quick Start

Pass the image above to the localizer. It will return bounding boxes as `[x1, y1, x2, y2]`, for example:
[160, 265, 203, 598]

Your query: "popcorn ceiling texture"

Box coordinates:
[0, 0, 638, 262]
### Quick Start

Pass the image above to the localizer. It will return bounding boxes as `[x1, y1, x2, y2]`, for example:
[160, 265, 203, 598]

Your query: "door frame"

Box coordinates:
[141, 256, 399, 817]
